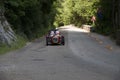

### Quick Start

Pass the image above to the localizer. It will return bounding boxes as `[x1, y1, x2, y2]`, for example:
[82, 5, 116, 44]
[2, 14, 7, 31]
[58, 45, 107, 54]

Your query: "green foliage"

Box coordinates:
[54, 0, 115, 36]
[54, 0, 99, 27]
[95, 0, 113, 35]
[0, 35, 27, 54]
[4, 0, 56, 40]
[1, 0, 116, 39]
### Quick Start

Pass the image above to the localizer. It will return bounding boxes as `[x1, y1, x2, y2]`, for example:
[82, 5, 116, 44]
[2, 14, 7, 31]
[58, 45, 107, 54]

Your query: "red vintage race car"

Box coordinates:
[46, 29, 65, 46]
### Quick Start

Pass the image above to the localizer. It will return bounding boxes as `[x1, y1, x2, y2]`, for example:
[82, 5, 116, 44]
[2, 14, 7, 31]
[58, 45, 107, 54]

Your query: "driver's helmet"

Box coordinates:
[50, 31, 55, 36]
[56, 30, 60, 35]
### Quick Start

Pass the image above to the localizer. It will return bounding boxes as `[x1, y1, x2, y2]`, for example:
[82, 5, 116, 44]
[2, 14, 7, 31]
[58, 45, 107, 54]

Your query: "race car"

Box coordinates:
[46, 29, 65, 46]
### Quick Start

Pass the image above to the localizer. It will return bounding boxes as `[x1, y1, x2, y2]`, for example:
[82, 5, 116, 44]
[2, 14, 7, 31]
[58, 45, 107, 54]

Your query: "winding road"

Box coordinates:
[0, 25, 120, 80]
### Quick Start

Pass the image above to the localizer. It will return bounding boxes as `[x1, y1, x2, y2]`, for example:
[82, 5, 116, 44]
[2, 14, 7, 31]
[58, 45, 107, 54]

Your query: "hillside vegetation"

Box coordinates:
[3, 0, 56, 39]
[0, 0, 56, 54]
[3, 0, 118, 38]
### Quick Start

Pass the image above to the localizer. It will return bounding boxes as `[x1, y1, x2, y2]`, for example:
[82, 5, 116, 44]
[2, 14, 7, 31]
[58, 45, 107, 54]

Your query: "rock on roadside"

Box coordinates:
[0, 8, 17, 45]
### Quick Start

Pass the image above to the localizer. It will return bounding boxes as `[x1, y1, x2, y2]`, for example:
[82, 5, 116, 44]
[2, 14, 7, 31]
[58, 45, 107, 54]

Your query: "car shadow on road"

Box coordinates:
[0, 72, 7, 80]
[47, 44, 65, 46]
[114, 70, 120, 80]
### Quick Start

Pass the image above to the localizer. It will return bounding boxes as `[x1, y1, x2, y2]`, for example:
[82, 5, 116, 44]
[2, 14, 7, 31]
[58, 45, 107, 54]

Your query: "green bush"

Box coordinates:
[0, 35, 27, 54]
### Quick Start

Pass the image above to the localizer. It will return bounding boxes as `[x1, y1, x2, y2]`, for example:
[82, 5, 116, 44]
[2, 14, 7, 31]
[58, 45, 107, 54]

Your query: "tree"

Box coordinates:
[4, 0, 56, 39]
[54, 0, 99, 27]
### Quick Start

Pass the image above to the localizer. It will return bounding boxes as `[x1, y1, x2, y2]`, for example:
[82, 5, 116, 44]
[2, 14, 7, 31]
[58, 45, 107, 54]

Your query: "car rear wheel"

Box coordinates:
[46, 38, 49, 46]
[62, 37, 65, 45]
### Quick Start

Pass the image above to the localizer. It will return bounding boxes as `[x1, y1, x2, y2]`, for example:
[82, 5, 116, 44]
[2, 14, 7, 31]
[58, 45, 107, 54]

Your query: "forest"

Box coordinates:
[2, 0, 56, 40]
[0, 0, 120, 44]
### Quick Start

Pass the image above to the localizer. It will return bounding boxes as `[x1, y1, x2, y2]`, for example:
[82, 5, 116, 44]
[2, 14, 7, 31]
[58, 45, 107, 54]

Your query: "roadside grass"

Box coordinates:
[0, 27, 52, 55]
[0, 36, 27, 55]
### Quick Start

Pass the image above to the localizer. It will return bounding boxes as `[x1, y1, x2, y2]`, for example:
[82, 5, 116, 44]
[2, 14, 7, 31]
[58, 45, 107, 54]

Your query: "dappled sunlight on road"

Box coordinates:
[60, 25, 120, 52]
[59, 25, 89, 33]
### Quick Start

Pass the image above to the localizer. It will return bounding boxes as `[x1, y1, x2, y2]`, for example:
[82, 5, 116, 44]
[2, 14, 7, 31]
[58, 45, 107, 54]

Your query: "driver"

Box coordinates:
[55, 30, 60, 35]
[50, 31, 55, 37]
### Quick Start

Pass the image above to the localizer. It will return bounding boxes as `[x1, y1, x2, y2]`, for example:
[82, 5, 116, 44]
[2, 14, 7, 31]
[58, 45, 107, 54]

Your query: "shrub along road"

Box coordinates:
[0, 25, 120, 80]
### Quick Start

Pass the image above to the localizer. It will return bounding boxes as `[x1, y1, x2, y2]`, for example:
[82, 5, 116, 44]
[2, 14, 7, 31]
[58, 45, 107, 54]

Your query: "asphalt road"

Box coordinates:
[0, 25, 120, 80]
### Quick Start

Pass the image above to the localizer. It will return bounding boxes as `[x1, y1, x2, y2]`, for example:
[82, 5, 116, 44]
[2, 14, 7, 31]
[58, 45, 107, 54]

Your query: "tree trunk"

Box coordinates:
[112, 0, 120, 45]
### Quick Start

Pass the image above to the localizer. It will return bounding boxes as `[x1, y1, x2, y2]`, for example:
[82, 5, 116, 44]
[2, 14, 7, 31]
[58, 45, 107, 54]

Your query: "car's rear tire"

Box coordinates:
[62, 37, 65, 45]
[46, 38, 48, 46]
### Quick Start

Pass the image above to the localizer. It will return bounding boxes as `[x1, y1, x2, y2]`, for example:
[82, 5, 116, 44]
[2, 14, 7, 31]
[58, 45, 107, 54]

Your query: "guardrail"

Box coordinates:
[81, 25, 95, 32]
